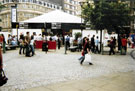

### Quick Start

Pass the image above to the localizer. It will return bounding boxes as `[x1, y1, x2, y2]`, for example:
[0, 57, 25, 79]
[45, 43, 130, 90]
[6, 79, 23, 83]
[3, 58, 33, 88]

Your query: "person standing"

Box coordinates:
[57, 36, 61, 50]
[113, 37, 117, 52]
[19, 33, 25, 54]
[121, 35, 127, 55]
[77, 36, 82, 51]
[1, 34, 6, 53]
[30, 35, 35, 56]
[7, 34, 12, 45]
[91, 35, 95, 53]
[25, 32, 31, 57]
[95, 36, 100, 54]
[0, 43, 3, 77]
[109, 37, 115, 55]
[65, 35, 70, 50]
[43, 40, 48, 54]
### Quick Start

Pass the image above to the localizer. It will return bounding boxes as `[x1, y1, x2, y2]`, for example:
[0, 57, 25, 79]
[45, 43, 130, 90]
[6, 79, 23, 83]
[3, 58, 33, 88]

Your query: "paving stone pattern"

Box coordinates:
[0, 48, 135, 91]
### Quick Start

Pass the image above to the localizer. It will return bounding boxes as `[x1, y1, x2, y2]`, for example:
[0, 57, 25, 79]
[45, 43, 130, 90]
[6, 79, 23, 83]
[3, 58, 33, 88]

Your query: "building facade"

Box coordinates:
[0, 0, 62, 31]
[0, 0, 134, 32]
[63, 0, 80, 15]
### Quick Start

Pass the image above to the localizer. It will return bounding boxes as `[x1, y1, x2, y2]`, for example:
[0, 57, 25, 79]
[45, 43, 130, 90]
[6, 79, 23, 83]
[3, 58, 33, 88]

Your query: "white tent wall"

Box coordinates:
[12, 29, 42, 39]
[72, 29, 101, 39]
[72, 29, 110, 46]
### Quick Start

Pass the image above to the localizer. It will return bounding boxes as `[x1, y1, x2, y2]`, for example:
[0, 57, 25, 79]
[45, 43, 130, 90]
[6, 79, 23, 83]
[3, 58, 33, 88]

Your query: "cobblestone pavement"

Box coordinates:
[0, 47, 135, 91]
[22, 71, 135, 91]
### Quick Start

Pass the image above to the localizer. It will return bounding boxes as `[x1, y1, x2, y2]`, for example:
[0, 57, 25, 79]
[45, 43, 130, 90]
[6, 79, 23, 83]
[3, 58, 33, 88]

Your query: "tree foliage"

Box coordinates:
[82, 0, 134, 33]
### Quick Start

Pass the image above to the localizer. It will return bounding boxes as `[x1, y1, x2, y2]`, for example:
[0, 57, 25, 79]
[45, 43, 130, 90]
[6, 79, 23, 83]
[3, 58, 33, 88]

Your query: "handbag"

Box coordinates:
[84, 54, 91, 62]
[0, 69, 8, 86]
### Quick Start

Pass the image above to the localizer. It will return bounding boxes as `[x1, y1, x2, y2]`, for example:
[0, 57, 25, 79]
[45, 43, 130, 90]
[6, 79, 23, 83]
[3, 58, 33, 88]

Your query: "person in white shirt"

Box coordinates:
[30, 35, 35, 56]
[95, 36, 100, 54]
[77, 37, 82, 51]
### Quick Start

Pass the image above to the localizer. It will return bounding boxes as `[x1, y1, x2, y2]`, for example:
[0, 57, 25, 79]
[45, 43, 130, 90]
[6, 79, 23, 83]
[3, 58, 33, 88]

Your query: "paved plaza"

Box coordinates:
[0, 47, 135, 91]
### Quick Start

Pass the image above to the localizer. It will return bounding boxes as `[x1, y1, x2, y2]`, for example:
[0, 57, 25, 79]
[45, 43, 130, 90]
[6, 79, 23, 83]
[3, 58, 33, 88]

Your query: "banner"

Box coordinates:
[11, 6, 17, 22]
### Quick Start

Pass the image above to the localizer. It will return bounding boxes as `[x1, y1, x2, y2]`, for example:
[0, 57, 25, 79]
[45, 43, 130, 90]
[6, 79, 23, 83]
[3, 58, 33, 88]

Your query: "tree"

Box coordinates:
[82, 0, 133, 52]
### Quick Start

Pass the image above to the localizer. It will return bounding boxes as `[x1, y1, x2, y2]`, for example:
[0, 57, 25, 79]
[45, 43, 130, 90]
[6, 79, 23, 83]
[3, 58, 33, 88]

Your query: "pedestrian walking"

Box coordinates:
[79, 38, 93, 65]
[109, 37, 115, 55]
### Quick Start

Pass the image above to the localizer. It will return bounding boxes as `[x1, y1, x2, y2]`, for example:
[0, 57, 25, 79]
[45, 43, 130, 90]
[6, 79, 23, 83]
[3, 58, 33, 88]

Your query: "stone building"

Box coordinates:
[0, 0, 62, 32]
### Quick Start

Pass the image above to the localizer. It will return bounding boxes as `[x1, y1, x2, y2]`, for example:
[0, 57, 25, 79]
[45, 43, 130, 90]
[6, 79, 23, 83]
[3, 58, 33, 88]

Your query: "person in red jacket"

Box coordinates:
[121, 35, 127, 54]
[0, 44, 3, 77]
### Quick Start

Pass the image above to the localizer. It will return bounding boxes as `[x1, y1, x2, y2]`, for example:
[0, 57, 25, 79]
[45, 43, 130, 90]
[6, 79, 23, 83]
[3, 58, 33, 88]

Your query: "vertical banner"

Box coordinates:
[11, 5, 17, 36]
[11, 6, 17, 22]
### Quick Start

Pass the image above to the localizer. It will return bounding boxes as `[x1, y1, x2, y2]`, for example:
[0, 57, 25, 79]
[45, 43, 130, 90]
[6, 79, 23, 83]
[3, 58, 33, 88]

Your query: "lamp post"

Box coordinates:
[11, 0, 18, 44]
[79, 2, 85, 37]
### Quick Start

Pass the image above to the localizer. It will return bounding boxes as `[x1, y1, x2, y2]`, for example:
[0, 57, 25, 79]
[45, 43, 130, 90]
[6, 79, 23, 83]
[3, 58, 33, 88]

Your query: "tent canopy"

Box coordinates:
[22, 10, 82, 24]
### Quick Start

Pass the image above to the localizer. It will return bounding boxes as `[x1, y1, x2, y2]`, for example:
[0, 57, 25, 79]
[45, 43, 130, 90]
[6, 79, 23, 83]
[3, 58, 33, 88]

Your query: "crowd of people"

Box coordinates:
[19, 32, 36, 57]
[18, 32, 64, 56]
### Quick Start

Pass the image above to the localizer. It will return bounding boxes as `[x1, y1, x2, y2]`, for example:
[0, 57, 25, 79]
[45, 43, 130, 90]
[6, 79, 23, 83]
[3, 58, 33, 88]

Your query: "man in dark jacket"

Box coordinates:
[91, 35, 95, 53]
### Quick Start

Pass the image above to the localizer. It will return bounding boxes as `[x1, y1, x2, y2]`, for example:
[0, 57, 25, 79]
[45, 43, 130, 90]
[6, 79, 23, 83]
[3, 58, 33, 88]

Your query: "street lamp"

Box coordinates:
[79, 2, 85, 36]
[11, 0, 19, 44]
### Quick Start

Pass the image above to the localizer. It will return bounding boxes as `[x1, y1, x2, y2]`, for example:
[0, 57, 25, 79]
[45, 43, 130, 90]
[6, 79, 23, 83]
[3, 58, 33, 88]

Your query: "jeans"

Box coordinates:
[30, 45, 34, 56]
[19, 45, 25, 54]
[78, 56, 85, 61]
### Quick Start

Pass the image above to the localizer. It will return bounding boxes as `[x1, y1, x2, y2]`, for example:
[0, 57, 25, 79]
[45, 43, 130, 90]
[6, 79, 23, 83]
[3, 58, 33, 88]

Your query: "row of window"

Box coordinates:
[66, 10, 77, 15]
[65, 0, 79, 5]
[1, 0, 62, 10]
[64, 4, 77, 10]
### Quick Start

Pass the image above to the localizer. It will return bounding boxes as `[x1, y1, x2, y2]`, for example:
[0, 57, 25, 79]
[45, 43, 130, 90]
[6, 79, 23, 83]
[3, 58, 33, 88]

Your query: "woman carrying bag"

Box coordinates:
[80, 38, 93, 65]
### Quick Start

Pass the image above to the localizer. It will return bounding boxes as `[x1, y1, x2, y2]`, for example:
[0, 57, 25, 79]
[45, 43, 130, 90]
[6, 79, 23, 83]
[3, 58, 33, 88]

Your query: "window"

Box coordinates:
[70, 5, 72, 9]
[67, 4, 69, 8]
[47, 3, 49, 7]
[64, 4, 66, 7]
[39, 1, 42, 5]
[44, 2, 46, 6]
[50, 4, 52, 8]
[70, 11, 72, 14]
[72, 6, 75, 10]
[70, 0, 72, 3]
[22, 0, 25, 2]
[6, 0, 9, 2]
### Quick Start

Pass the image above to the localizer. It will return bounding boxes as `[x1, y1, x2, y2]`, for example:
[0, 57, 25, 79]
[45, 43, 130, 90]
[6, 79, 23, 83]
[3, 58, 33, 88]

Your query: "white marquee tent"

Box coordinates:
[13, 10, 82, 37]
[22, 10, 82, 23]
